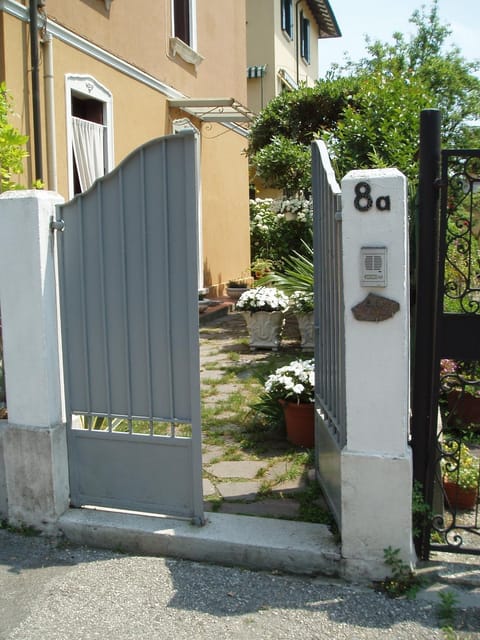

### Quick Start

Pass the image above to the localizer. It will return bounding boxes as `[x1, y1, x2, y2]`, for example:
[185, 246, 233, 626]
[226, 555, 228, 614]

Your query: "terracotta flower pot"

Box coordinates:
[443, 479, 478, 510]
[447, 390, 480, 429]
[280, 400, 315, 448]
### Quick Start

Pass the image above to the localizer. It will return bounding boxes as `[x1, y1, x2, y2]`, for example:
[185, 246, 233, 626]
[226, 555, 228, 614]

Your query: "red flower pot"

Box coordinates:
[280, 400, 315, 448]
[443, 480, 478, 511]
[447, 390, 480, 429]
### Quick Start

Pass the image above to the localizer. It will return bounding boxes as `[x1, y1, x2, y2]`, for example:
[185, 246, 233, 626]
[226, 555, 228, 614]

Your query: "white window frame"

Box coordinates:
[281, 0, 293, 40]
[170, 0, 199, 63]
[173, 118, 204, 292]
[300, 11, 311, 64]
[65, 74, 114, 198]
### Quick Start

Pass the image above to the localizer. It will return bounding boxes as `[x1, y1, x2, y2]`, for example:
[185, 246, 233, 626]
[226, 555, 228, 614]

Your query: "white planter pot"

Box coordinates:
[295, 312, 314, 350]
[242, 311, 284, 350]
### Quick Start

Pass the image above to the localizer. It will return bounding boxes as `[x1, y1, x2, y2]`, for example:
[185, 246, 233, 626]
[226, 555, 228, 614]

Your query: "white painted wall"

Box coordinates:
[0, 190, 69, 530]
[340, 169, 414, 578]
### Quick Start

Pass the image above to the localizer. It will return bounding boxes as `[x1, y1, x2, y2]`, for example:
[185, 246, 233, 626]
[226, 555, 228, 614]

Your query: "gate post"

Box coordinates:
[410, 109, 442, 558]
[340, 169, 414, 578]
[0, 190, 68, 531]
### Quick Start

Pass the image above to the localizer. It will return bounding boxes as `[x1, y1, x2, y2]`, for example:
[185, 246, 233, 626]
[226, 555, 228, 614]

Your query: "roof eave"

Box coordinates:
[305, 0, 342, 39]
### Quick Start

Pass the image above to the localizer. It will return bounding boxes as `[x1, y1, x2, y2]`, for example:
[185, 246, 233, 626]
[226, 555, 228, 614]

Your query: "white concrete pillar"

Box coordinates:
[340, 170, 414, 579]
[0, 190, 68, 531]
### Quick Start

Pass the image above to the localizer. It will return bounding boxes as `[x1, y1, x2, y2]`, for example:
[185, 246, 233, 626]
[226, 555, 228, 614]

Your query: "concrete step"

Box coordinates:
[59, 508, 341, 577]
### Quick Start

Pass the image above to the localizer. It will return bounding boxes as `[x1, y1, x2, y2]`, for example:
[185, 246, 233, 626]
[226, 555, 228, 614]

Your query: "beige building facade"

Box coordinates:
[0, 0, 252, 295]
[246, 0, 340, 115]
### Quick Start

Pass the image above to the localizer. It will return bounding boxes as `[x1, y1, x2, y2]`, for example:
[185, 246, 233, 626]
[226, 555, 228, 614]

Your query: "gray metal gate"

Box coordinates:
[312, 140, 345, 525]
[55, 132, 204, 523]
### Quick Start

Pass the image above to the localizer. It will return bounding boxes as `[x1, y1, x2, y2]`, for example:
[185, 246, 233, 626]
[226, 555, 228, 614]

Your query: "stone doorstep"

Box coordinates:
[199, 300, 234, 325]
[418, 557, 480, 589]
[59, 508, 341, 578]
[215, 498, 300, 519]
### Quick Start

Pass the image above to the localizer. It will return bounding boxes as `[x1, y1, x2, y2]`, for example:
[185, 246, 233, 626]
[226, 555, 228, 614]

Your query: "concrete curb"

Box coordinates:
[59, 508, 341, 577]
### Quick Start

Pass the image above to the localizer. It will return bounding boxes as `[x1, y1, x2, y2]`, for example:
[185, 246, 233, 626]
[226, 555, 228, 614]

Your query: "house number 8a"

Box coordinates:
[354, 182, 390, 212]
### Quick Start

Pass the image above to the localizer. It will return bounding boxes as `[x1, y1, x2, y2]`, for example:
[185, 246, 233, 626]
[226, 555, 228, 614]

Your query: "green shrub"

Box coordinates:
[250, 198, 313, 272]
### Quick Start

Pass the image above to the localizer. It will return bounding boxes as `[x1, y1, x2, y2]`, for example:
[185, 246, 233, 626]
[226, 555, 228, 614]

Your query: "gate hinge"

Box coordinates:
[434, 178, 446, 189]
[50, 216, 65, 232]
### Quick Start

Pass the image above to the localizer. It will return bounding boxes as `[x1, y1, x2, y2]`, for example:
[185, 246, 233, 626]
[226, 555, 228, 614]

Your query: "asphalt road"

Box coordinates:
[3, 527, 478, 640]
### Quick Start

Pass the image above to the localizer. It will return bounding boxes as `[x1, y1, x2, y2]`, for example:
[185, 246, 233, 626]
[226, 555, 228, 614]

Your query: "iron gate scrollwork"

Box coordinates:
[412, 110, 480, 559]
[430, 149, 480, 555]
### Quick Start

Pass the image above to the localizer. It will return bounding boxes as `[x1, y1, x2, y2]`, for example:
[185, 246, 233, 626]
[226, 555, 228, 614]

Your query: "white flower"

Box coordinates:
[289, 291, 314, 313]
[264, 358, 315, 403]
[236, 287, 289, 312]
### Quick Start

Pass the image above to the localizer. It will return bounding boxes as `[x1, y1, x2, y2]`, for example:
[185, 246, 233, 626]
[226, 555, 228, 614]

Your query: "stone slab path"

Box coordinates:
[199, 306, 323, 522]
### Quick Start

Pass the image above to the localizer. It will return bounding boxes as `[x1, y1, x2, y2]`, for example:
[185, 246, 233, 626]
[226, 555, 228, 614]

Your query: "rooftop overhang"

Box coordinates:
[306, 0, 341, 39]
[168, 98, 255, 135]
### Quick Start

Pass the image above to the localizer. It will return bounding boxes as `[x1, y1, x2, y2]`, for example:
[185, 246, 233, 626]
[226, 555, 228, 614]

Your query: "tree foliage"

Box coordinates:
[0, 83, 28, 192]
[248, 1, 480, 193]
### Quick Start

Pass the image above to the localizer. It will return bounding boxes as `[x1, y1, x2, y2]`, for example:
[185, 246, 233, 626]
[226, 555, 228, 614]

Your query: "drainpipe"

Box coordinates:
[29, 0, 43, 183]
[41, 30, 57, 191]
[295, 0, 301, 85]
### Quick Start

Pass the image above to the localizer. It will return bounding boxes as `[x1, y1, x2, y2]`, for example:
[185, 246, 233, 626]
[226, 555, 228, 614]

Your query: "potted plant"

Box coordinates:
[198, 291, 210, 313]
[251, 258, 274, 280]
[226, 279, 250, 300]
[280, 197, 312, 221]
[264, 358, 315, 447]
[289, 291, 314, 350]
[236, 286, 288, 350]
[442, 440, 479, 510]
[440, 359, 480, 430]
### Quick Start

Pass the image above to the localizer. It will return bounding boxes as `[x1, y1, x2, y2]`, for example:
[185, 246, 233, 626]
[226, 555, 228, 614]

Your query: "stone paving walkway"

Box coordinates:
[198, 303, 325, 522]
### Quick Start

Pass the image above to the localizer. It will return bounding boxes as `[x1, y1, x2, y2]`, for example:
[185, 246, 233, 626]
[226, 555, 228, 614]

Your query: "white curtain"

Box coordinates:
[72, 116, 105, 192]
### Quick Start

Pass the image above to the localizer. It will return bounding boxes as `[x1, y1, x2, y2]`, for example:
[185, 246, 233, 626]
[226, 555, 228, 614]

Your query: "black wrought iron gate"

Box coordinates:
[412, 109, 480, 559]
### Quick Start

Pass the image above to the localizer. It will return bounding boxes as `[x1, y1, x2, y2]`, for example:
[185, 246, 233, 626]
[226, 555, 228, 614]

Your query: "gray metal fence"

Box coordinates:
[312, 141, 346, 522]
[56, 132, 204, 523]
[312, 141, 346, 444]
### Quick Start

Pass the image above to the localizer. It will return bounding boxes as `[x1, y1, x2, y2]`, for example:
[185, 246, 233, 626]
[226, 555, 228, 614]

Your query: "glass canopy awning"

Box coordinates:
[168, 98, 255, 132]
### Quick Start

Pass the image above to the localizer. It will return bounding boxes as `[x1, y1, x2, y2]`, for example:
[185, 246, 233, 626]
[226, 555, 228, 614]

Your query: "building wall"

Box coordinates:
[200, 122, 250, 293]
[246, 0, 275, 115]
[246, 0, 320, 114]
[0, 1, 250, 294]
[274, 1, 319, 87]
[50, 40, 170, 191]
[45, 0, 247, 102]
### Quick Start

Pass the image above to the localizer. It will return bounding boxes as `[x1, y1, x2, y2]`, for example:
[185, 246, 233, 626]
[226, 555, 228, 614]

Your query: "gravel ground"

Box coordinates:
[3, 528, 478, 640]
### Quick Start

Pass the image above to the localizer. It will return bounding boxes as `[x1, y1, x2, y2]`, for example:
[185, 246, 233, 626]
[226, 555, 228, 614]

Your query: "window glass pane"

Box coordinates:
[301, 13, 310, 63]
[174, 0, 190, 45]
[281, 0, 293, 38]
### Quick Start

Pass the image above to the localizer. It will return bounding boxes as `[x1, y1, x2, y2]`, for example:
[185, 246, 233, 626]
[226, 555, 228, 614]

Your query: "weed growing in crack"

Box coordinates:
[375, 546, 423, 599]
[437, 590, 458, 634]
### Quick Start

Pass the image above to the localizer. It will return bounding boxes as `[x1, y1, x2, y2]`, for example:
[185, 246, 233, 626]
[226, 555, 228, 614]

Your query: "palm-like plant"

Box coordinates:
[257, 239, 313, 295]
